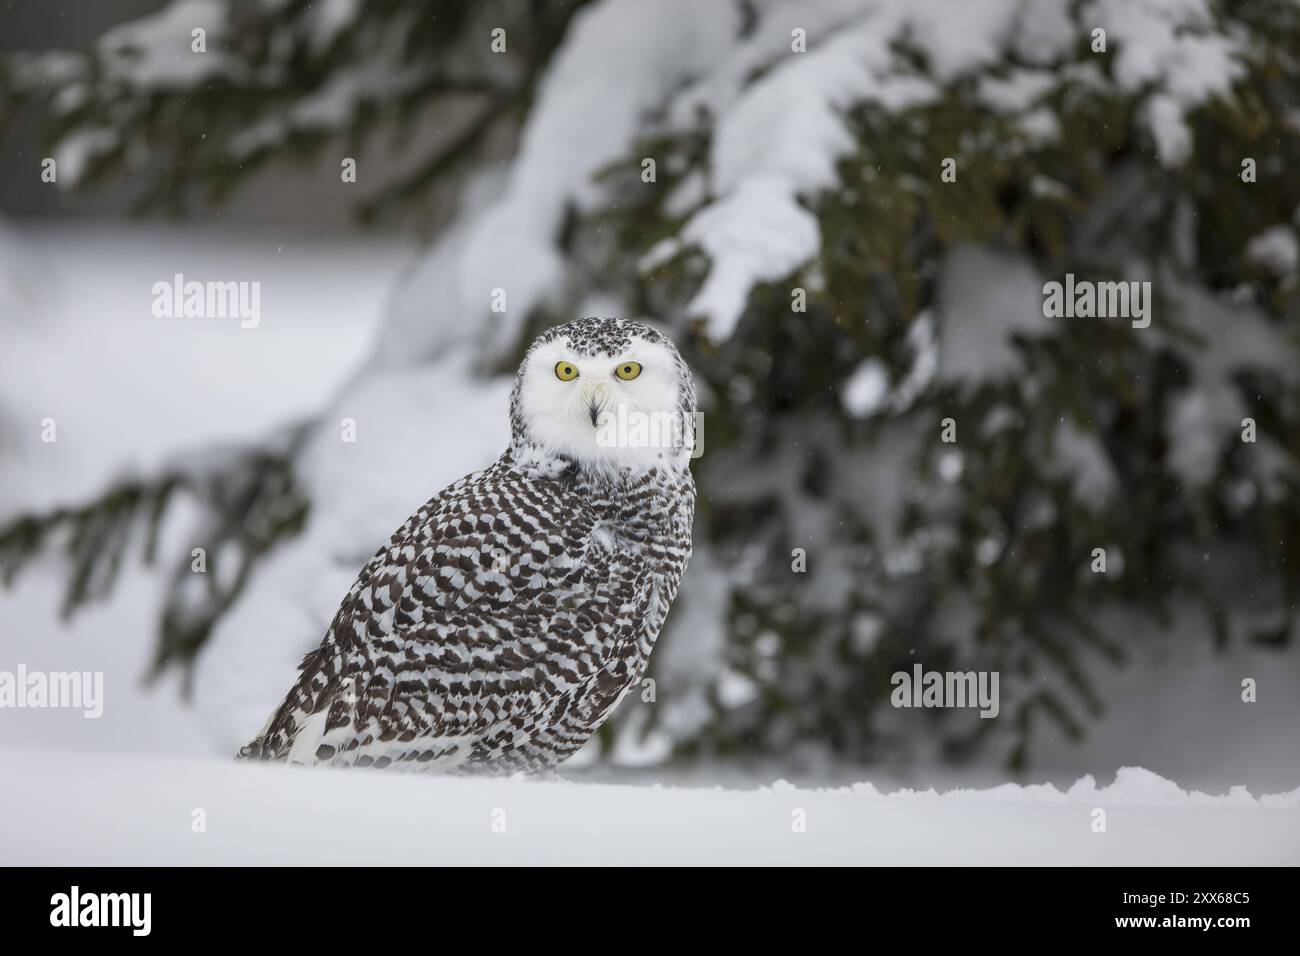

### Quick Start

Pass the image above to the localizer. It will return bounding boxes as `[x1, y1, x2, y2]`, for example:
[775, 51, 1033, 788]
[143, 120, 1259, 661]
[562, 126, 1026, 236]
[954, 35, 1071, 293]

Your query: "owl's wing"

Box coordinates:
[244, 461, 649, 769]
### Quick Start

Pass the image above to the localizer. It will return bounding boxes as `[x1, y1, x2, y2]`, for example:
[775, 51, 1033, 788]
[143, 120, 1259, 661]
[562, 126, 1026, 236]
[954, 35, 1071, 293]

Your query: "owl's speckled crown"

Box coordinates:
[528, 317, 670, 356]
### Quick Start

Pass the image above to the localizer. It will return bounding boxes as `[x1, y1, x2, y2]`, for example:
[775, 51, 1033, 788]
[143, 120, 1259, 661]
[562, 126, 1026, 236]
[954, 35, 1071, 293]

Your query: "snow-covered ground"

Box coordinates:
[1, 748, 1294, 865]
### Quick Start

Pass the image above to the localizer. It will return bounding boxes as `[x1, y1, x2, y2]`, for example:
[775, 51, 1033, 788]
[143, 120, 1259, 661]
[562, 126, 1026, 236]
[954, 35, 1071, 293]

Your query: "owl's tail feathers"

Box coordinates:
[236, 711, 283, 761]
[235, 689, 306, 762]
[236, 739, 264, 760]
[234, 649, 328, 762]
[236, 694, 314, 762]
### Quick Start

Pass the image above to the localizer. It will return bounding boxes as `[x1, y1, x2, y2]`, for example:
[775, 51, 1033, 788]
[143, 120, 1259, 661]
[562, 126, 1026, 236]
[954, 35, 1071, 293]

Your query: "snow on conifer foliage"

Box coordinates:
[0, 0, 1298, 777]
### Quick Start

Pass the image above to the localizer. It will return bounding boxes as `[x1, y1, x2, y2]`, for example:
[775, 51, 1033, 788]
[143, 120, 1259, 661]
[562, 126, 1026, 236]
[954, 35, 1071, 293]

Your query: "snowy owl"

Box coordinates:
[240, 318, 697, 773]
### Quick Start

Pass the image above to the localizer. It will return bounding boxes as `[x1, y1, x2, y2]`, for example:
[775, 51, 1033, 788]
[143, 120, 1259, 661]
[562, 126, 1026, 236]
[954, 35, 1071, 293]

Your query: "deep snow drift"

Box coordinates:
[1, 748, 1295, 865]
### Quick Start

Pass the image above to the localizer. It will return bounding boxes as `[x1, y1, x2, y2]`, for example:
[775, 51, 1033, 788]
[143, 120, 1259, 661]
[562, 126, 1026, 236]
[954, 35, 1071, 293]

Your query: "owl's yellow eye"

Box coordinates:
[554, 361, 579, 381]
[615, 361, 642, 381]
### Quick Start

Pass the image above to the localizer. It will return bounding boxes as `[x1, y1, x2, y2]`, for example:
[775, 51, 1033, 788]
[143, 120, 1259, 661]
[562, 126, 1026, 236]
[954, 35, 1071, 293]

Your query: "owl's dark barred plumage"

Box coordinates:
[240, 318, 696, 773]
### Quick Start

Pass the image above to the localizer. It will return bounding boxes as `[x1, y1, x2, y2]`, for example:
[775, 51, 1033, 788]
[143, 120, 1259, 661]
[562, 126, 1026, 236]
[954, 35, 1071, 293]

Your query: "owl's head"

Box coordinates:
[510, 318, 697, 473]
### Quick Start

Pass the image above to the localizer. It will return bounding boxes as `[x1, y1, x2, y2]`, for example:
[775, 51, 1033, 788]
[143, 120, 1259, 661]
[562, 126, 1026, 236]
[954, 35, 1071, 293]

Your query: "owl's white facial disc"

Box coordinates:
[517, 335, 693, 472]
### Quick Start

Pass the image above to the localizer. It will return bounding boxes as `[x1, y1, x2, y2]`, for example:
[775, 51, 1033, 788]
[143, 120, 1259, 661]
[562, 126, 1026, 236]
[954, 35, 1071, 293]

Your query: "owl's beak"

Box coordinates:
[581, 383, 610, 427]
